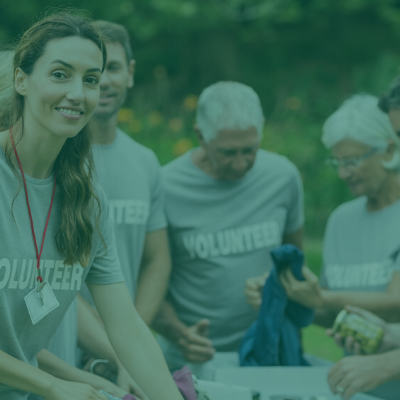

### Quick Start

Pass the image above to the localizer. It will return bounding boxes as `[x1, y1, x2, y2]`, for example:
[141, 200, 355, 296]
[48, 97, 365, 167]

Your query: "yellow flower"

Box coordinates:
[148, 111, 163, 126]
[129, 119, 143, 134]
[173, 138, 194, 157]
[169, 118, 183, 132]
[183, 95, 198, 112]
[285, 97, 302, 110]
[154, 65, 167, 79]
[118, 108, 134, 123]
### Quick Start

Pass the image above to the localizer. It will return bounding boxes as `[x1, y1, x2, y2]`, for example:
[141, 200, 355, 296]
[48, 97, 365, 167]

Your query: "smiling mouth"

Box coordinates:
[56, 107, 83, 115]
[56, 107, 84, 120]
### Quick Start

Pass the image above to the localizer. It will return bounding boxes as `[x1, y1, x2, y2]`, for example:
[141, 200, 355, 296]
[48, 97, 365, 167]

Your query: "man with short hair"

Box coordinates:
[86, 20, 170, 322]
[78, 17, 171, 380]
[153, 81, 304, 372]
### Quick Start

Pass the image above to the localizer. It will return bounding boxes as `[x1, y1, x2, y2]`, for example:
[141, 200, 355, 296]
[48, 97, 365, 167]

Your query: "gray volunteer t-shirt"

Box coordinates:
[162, 148, 304, 351]
[0, 148, 124, 400]
[45, 297, 78, 366]
[320, 196, 400, 291]
[82, 129, 166, 302]
[320, 196, 400, 400]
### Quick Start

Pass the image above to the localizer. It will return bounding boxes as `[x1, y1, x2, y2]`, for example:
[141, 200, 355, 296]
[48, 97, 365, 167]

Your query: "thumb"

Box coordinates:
[196, 319, 210, 335]
[345, 305, 384, 326]
[302, 265, 318, 283]
[258, 272, 269, 286]
[196, 319, 210, 329]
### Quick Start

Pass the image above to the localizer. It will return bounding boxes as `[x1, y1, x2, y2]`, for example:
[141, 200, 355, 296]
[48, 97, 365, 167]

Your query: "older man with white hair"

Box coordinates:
[153, 81, 305, 372]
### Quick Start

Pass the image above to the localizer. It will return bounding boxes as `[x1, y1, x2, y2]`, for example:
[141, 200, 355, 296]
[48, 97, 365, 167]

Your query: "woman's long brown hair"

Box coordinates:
[0, 12, 107, 267]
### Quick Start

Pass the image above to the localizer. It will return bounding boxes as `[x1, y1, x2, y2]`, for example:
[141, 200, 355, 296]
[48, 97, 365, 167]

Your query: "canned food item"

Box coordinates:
[332, 309, 384, 354]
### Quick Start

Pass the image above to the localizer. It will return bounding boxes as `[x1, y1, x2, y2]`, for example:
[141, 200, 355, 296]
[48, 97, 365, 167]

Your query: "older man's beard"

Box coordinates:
[94, 88, 128, 121]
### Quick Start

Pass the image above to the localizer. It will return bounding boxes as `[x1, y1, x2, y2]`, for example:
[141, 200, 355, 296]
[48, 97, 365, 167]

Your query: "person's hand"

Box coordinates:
[245, 272, 269, 310]
[102, 380, 129, 399]
[43, 378, 109, 400]
[178, 319, 216, 363]
[279, 266, 324, 309]
[328, 354, 387, 399]
[326, 305, 400, 355]
[116, 365, 149, 400]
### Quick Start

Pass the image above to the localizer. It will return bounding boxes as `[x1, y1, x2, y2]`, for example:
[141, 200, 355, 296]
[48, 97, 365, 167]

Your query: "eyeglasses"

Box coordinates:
[325, 148, 379, 171]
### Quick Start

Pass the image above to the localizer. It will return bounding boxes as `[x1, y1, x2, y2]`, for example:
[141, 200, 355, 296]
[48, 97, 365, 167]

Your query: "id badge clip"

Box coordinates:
[24, 269, 59, 325]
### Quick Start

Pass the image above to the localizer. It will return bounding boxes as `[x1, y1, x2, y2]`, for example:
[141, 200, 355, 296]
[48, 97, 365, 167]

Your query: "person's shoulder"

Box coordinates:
[328, 197, 365, 224]
[117, 129, 160, 165]
[256, 149, 300, 177]
[162, 150, 192, 177]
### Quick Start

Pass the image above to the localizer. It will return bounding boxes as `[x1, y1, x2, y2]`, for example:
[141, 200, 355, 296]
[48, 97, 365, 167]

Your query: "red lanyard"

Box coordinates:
[9, 128, 57, 284]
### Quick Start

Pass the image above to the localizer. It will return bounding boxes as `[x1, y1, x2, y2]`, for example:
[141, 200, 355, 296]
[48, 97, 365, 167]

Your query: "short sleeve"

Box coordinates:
[284, 164, 305, 234]
[85, 188, 125, 285]
[319, 263, 328, 288]
[146, 152, 167, 233]
[390, 247, 400, 272]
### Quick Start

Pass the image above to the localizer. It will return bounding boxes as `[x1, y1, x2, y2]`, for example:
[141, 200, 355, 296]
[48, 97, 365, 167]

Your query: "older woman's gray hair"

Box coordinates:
[322, 93, 400, 171]
[0, 50, 14, 112]
[196, 81, 264, 143]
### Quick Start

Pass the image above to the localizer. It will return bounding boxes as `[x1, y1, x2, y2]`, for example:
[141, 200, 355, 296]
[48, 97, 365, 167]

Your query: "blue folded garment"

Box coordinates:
[239, 244, 314, 366]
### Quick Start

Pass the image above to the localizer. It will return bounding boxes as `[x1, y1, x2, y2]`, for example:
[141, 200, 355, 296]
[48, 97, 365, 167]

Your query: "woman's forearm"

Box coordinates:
[0, 349, 55, 397]
[89, 282, 184, 400]
[77, 294, 121, 371]
[322, 291, 400, 322]
[381, 349, 400, 383]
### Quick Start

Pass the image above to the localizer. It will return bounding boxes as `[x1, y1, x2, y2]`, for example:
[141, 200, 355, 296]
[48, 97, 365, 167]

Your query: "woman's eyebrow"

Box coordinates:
[51, 59, 74, 69]
[50, 59, 101, 73]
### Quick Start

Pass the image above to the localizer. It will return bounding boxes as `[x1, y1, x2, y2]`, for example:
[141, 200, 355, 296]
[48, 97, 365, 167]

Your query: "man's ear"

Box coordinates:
[194, 125, 206, 146]
[127, 59, 136, 89]
[14, 67, 28, 96]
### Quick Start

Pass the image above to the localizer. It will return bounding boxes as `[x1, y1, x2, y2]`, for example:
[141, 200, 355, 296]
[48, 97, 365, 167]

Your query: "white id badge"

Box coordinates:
[24, 282, 60, 325]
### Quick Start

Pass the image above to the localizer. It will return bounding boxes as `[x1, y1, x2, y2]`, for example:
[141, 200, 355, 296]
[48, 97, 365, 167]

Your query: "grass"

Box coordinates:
[302, 239, 343, 362]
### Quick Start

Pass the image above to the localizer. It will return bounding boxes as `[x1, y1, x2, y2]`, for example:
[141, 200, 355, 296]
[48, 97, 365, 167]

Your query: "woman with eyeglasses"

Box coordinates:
[278, 94, 400, 328]
[245, 94, 400, 398]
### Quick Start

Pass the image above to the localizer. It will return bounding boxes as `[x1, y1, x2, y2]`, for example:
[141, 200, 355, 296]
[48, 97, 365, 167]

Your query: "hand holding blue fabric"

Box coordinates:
[245, 272, 269, 311]
[280, 264, 324, 309]
[239, 244, 314, 366]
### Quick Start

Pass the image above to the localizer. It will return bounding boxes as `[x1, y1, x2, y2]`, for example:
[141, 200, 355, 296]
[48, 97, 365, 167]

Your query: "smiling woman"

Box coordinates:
[0, 11, 183, 400]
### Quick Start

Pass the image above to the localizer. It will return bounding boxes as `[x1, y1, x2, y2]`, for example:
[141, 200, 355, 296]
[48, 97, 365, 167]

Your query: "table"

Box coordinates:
[214, 367, 382, 400]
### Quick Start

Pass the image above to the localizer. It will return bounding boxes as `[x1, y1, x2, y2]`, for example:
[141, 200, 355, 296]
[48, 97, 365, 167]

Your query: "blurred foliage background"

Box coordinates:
[2, 0, 400, 239]
[3, 0, 400, 359]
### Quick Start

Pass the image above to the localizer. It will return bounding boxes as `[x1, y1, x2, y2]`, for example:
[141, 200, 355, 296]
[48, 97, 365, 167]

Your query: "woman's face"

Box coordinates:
[16, 36, 103, 139]
[332, 138, 391, 198]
